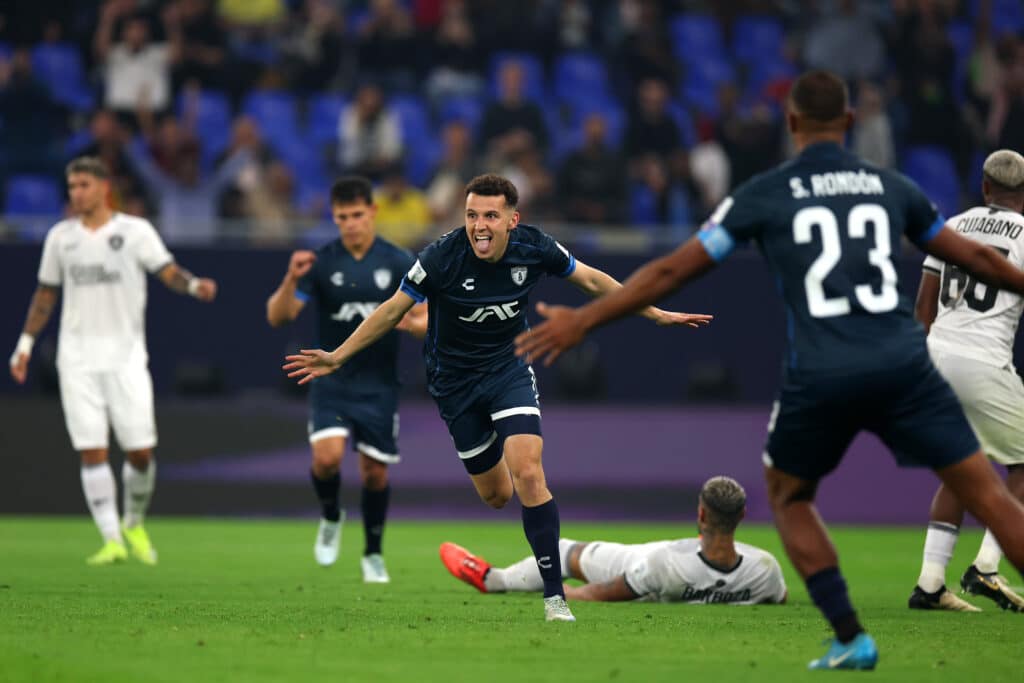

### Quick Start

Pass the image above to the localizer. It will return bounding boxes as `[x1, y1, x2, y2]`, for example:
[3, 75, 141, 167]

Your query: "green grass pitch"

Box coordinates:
[2, 517, 1022, 682]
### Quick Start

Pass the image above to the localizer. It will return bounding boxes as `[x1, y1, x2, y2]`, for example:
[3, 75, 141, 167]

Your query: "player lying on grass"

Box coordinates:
[284, 173, 711, 623]
[441, 476, 787, 604]
[909, 150, 1024, 613]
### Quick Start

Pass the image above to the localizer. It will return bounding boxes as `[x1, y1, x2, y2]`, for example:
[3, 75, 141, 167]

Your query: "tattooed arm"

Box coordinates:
[10, 285, 60, 384]
[156, 263, 217, 301]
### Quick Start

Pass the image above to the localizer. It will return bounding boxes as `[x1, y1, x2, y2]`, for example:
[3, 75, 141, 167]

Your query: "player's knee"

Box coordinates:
[311, 450, 343, 476]
[126, 449, 152, 470]
[360, 458, 389, 490]
[480, 487, 512, 509]
[80, 449, 108, 466]
[765, 468, 817, 507]
[510, 461, 546, 496]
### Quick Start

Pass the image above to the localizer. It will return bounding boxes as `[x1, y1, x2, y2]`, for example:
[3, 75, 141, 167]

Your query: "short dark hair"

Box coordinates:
[789, 70, 849, 122]
[65, 156, 110, 180]
[465, 173, 519, 209]
[699, 476, 746, 534]
[330, 176, 374, 206]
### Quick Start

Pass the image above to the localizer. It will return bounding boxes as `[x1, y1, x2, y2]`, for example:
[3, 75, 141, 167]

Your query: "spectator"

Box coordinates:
[217, 0, 287, 28]
[374, 165, 433, 248]
[557, 113, 627, 224]
[0, 48, 65, 189]
[243, 160, 305, 245]
[426, 121, 478, 231]
[337, 83, 403, 181]
[425, 0, 484, 105]
[358, 0, 420, 91]
[616, 0, 677, 89]
[94, 2, 181, 119]
[986, 38, 1024, 154]
[279, 0, 347, 93]
[803, 0, 886, 81]
[852, 81, 895, 169]
[715, 83, 783, 186]
[217, 115, 279, 219]
[479, 60, 549, 154]
[623, 78, 681, 163]
[167, 0, 228, 91]
[537, 0, 597, 51]
[76, 109, 146, 212]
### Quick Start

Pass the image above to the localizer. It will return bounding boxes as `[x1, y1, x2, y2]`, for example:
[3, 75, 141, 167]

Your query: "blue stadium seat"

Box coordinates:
[553, 52, 610, 104]
[438, 96, 484, 136]
[667, 102, 697, 149]
[4, 175, 63, 240]
[669, 14, 726, 65]
[30, 43, 94, 110]
[490, 52, 546, 103]
[388, 93, 432, 141]
[968, 0, 1024, 33]
[681, 55, 735, 116]
[307, 93, 347, 145]
[732, 16, 784, 65]
[64, 129, 94, 157]
[179, 90, 232, 166]
[0, 41, 11, 61]
[901, 146, 961, 219]
[549, 96, 625, 162]
[242, 91, 301, 151]
[629, 183, 660, 226]
[276, 138, 328, 198]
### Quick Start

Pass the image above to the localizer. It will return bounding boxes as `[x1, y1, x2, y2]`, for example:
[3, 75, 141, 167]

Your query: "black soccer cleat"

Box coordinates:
[960, 565, 1024, 612]
[908, 585, 981, 612]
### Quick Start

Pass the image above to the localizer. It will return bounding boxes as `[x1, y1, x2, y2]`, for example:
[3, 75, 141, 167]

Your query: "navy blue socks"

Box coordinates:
[361, 485, 390, 556]
[806, 567, 864, 643]
[522, 498, 564, 598]
[310, 470, 341, 522]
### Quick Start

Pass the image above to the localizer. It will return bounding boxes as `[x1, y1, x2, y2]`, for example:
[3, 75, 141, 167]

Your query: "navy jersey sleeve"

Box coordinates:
[900, 176, 947, 247]
[295, 256, 319, 303]
[399, 243, 439, 303]
[539, 232, 576, 277]
[696, 179, 764, 263]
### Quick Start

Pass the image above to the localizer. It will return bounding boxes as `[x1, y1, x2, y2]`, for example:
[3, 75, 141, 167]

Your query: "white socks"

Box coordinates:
[974, 529, 1003, 574]
[918, 521, 959, 593]
[81, 463, 122, 543]
[484, 538, 578, 593]
[122, 459, 156, 529]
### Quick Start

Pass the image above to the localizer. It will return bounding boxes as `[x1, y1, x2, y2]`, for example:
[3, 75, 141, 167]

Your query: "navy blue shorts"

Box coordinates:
[764, 353, 979, 481]
[308, 381, 400, 464]
[433, 361, 542, 474]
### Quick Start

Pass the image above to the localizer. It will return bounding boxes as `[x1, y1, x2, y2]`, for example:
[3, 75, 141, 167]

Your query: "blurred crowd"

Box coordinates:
[1, 0, 1023, 246]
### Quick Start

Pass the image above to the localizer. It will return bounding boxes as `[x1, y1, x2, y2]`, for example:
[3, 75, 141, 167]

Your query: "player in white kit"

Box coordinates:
[909, 149, 1024, 612]
[8, 157, 217, 566]
[440, 476, 787, 604]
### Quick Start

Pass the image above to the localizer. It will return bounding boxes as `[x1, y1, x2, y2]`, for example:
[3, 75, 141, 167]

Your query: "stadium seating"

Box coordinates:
[438, 96, 484, 137]
[179, 90, 233, 169]
[4, 174, 63, 239]
[388, 94, 441, 186]
[669, 14, 727, 65]
[242, 91, 301, 152]
[553, 52, 611, 105]
[489, 52, 546, 103]
[681, 54, 735, 116]
[30, 42, 94, 111]
[307, 93, 348, 145]
[901, 146, 961, 219]
[731, 16, 785, 66]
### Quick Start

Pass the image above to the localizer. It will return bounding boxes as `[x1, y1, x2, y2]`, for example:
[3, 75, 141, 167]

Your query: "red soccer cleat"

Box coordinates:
[439, 542, 492, 593]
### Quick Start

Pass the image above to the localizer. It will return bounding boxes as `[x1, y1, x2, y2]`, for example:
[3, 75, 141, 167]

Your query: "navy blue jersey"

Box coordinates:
[399, 224, 576, 395]
[698, 142, 945, 374]
[296, 237, 415, 390]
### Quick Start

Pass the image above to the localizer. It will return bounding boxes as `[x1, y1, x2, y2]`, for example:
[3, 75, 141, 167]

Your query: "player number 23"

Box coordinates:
[793, 204, 897, 318]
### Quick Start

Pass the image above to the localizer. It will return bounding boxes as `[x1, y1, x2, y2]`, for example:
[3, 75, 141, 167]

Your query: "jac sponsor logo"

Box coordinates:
[458, 301, 520, 323]
[330, 302, 380, 322]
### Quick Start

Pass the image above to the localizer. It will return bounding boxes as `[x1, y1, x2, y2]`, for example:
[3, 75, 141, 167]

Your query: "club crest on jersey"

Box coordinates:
[108, 235, 124, 251]
[330, 271, 344, 287]
[511, 266, 527, 285]
[374, 268, 392, 290]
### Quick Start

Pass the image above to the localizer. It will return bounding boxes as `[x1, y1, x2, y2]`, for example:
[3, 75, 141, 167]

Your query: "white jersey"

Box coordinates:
[581, 538, 787, 605]
[38, 213, 173, 372]
[923, 205, 1024, 368]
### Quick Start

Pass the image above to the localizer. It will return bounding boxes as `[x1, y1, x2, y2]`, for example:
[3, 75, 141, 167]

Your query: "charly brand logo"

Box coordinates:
[462, 278, 475, 291]
[331, 271, 344, 287]
[374, 268, 391, 290]
[511, 266, 527, 285]
[458, 301, 520, 323]
[108, 235, 124, 251]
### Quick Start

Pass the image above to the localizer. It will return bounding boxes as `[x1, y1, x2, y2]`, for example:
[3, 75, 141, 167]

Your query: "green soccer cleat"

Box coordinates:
[86, 540, 128, 566]
[122, 524, 158, 565]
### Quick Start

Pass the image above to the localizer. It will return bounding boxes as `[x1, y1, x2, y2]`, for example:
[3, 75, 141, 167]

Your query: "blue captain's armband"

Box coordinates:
[697, 223, 736, 262]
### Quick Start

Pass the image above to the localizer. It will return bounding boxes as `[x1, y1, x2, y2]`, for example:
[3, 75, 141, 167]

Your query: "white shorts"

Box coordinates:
[578, 540, 672, 584]
[58, 365, 157, 452]
[930, 349, 1024, 465]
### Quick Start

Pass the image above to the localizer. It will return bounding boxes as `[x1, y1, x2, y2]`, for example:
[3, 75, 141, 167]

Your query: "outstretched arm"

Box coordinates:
[10, 285, 60, 384]
[283, 290, 417, 384]
[517, 237, 718, 365]
[563, 575, 638, 602]
[157, 263, 217, 301]
[925, 227, 1024, 295]
[914, 271, 940, 333]
[565, 260, 713, 327]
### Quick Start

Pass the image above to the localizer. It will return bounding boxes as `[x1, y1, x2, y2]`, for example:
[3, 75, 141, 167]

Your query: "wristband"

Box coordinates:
[10, 333, 34, 367]
[187, 277, 202, 297]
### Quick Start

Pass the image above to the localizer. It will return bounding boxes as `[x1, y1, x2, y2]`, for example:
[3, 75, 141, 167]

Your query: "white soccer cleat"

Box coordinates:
[314, 514, 343, 567]
[361, 553, 390, 583]
[544, 595, 576, 622]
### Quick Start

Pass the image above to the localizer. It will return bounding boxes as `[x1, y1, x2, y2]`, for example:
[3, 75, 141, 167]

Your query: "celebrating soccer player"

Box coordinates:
[909, 150, 1024, 613]
[283, 173, 711, 622]
[514, 70, 1024, 668]
[9, 156, 217, 566]
[440, 476, 787, 605]
[267, 176, 426, 582]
